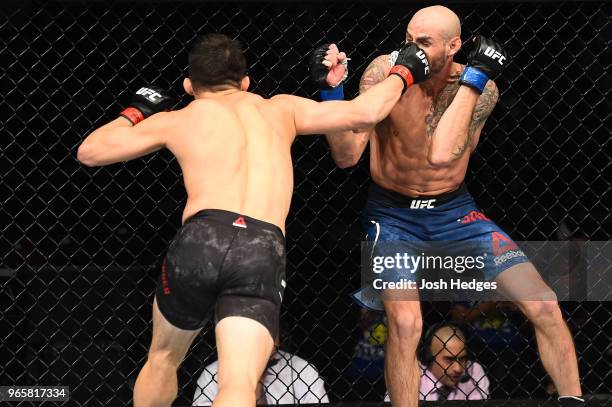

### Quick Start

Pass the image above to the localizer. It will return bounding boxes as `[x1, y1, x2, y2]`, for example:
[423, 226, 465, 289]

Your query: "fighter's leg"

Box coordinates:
[383, 290, 422, 407]
[211, 219, 285, 407]
[134, 216, 225, 407]
[212, 316, 275, 407]
[444, 202, 582, 398]
[495, 263, 582, 397]
[134, 297, 201, 407]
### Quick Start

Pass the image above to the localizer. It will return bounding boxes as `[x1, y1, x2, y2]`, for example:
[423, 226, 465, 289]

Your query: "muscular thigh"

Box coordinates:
[215, 316, 274, 388]
[149, 297, 201, 365]
[430, 205, 532, 281]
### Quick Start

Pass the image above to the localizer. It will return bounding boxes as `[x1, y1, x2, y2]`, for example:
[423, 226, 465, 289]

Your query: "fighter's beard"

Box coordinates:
[429, 54, 447, 75]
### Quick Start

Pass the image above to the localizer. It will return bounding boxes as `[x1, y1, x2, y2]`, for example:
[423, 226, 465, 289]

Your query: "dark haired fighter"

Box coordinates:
[319, 5, 582, 407]
[77, 33, 430, 407]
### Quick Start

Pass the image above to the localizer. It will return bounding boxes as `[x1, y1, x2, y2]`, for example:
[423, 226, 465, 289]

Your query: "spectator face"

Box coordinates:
[429, 328, 469, 387]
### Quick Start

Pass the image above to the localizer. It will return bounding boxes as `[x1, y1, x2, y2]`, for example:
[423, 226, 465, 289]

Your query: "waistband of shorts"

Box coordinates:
[185, 209, 285, 239]
[367, 182, 468, 208]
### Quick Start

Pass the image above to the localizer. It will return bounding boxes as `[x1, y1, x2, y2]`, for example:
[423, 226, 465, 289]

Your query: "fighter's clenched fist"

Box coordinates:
[459, 35, 507, 94]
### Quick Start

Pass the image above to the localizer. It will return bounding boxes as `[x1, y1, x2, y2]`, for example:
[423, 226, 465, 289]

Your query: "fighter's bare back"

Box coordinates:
[161, 92, 296, 231]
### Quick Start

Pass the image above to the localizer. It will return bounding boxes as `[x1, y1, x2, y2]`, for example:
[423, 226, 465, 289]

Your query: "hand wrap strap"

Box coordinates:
[459, 66, 489, 94]
[120, 107, 145, 125]
[388, 65, 414, 94]
[320, 59, 349, 101]
[320, 85, 345, 101]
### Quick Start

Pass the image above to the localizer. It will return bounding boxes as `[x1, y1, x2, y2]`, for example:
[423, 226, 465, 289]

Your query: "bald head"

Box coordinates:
[428, 325, 469, 386]
[430, 325, 466, 355]
[410, 5, 461, 40]
[405, 6, 462, 75]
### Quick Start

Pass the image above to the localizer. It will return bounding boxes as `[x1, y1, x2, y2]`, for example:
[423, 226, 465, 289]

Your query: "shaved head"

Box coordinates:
[428, 325, 469, 387]
[410, 5, 461, 40]
[430, 325, 466, 354]
[405, 6, 462, 75]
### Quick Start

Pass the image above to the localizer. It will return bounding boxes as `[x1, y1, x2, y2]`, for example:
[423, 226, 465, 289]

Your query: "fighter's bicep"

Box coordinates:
[287, 96, 366, 135]
[277, 95, 322, 135]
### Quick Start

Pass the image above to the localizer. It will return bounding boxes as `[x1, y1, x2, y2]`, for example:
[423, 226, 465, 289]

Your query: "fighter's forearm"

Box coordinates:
[91, 116, 133, 136]
[86, 117, 135, 143]
[77, 115, 168, 167]
[428, 86, 480, 166]
[77, 118, 133, 165]
[325, 130, 369, 168]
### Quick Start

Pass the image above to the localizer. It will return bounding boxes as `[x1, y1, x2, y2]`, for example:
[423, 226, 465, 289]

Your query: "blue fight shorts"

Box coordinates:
[363, 182, 530, 283]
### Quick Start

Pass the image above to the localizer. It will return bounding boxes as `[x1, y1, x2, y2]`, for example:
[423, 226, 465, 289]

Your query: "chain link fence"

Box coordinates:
[1, 0, 610, 405]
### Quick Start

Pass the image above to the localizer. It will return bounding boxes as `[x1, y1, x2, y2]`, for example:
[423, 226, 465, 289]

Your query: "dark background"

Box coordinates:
[1, 1, 610, 405]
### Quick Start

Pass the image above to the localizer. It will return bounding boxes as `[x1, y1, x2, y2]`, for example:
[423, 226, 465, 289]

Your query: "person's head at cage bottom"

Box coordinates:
[385, 323, 489, 401]
[76, 32, 431, 406]
[320, 4, 585, 407]
[192, 332, 329, 405]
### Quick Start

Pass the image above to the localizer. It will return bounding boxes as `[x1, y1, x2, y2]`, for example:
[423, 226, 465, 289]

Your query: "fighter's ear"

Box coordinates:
[183, 78, 194, 96]
[240, 76, 250, 91]
[448, 36, 462, 57]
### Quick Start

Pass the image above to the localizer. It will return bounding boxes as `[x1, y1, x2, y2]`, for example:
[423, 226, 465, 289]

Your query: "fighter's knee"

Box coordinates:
[521, 300, 562, 326]
[386, 306, 423, 343]
[147, 349, 181, 371]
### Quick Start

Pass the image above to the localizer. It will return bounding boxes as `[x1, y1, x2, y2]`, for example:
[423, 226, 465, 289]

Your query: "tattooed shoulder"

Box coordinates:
[359, 55, 390, 93]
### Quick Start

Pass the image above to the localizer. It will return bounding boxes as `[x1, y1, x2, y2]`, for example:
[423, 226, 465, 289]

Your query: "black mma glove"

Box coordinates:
[388, 42, 431, 94]
[459, 35, 507, 94]
[309, 43, 349, 90]
[120, 86, 175, 125]
[309, 43, 350, 101]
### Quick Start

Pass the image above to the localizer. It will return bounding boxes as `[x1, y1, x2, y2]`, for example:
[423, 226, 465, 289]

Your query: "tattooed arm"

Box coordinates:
[325, 55, 390, 168]
[427, 78, 499, 167]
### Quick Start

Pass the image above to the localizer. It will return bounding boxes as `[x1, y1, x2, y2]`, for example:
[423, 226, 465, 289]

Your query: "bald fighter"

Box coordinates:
[318, 6, 583, 407]
[77, 33, 430, 407]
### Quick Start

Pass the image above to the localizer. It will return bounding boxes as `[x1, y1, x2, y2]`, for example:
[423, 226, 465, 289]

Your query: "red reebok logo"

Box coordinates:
[232, 216, 247, 228]
[491, 232, 518, 256]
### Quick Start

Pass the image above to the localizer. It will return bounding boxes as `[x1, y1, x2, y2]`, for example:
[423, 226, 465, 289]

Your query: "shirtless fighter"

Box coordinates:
[318, 6, 583, 407]
[77, 34, 430, 407]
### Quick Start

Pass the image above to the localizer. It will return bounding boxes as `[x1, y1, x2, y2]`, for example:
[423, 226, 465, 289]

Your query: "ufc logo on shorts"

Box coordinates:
[136, 87, 163, 101]
[416, 50, 430, 74]
[484, 47, 506, 65]
[410, 199, 436, 209]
